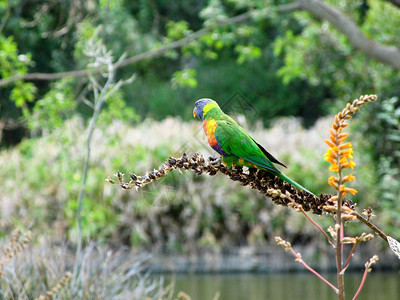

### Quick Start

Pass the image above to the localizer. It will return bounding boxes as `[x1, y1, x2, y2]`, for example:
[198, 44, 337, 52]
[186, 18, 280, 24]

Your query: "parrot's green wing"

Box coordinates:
[251, 139, 287, 168]
[214, 119, 281, 174]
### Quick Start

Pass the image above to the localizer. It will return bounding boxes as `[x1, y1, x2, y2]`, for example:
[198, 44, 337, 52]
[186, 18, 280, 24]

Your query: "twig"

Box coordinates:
[275, 237, 339, 294]
[288, 198, 335, 246]
[0, 0, 11, 34]
[342, 232, 375, 271]
[298, 0, 400, 70]
[352, 255, 379, 300]
[343, 242, 358, 271]
[76, 61, 115, 255]
[352, 211, 388, 243]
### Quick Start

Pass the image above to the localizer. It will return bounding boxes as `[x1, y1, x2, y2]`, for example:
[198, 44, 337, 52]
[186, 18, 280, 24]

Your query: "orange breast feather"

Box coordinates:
[203, 119, 218, 147]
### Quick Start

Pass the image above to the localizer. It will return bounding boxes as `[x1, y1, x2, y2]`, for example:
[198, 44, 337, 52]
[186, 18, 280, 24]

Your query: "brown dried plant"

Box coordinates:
[107, 154, 352, 216]
[35, 272, 72, 300]
[0, 229, 31, 277]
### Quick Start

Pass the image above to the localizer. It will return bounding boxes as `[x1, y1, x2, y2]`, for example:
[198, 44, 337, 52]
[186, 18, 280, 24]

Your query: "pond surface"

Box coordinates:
[165, 272, 400, 300]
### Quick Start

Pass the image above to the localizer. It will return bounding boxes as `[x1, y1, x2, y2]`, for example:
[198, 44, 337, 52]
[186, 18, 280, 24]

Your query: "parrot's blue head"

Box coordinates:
[193, 98, 218, 121]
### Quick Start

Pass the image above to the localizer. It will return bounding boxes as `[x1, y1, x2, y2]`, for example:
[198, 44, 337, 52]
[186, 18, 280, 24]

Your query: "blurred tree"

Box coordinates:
[1, 0, 400, 207]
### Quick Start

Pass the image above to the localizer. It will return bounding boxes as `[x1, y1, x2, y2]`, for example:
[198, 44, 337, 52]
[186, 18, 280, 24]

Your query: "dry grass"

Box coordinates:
[1, 236, 169, 299]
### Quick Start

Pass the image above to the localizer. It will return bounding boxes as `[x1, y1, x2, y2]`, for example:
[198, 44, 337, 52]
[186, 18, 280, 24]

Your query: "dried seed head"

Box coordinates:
[365, 255, 379, 272]
[363, 207, 375, 221]
[107, 153, 355, 216]
[342, 237, 356, 244]
[275, 236, 292, 251]
[356, 232, 374, 243]
[328, 226, 337, 240]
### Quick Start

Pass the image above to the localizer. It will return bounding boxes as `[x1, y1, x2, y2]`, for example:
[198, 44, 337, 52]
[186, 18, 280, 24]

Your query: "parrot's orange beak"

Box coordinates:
[193, 107, 197, 118]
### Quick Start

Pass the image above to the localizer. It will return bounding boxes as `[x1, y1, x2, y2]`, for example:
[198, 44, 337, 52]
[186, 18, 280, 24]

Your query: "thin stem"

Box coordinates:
[352, 211, 388, 243]
[287, 247, 339, 294]
[336, 164, 345, 299]
[0, 0, 11, 34]
[352, 266, 369, 300]
[343, 242, 358, 270]
[290, 199, 335, 246]
[76, 64, 114, 256]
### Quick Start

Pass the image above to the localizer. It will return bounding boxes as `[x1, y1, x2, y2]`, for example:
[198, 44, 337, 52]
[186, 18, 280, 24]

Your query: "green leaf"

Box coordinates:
[171, 68, 198, 88]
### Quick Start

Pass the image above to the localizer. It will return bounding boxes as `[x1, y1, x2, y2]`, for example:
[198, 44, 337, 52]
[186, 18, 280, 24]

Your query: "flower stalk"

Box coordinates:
[323, 94, 377, 299]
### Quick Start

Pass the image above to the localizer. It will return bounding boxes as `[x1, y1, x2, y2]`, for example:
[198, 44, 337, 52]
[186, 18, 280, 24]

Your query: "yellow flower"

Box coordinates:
[344, 187, 358, 195]
[347, 160, 356, 170]
[339, 142, 352, 150]
[328, 176, 338, 188]
[343, 174, 356, 183]
[324, 139, 335, 148]
[340, 148, 354, 159]
[339, 156, 348, 165]
[339, 185, 358, 196]
[329, 162, 339, 172]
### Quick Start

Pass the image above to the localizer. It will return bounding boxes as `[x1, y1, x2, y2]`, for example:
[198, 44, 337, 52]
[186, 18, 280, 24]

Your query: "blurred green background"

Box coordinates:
[1, 0, 400, 272]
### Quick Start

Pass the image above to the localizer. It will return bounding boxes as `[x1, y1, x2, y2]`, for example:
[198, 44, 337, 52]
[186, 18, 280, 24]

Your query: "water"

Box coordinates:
[165, 272, 400, 299]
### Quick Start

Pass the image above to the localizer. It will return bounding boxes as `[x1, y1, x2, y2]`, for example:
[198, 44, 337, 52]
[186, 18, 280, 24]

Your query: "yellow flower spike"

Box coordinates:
[324, 96, 378, 207]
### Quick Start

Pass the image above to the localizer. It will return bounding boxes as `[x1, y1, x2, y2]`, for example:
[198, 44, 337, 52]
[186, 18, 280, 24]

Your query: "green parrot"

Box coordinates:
[193, 98, 315, 196]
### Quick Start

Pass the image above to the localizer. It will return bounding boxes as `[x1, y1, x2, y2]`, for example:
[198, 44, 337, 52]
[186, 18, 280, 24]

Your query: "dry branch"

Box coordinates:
[107, 153, 354, 216]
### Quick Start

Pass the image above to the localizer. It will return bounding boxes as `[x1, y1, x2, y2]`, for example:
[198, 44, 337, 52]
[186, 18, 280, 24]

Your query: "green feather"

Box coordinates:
[202, 102, 315, 196]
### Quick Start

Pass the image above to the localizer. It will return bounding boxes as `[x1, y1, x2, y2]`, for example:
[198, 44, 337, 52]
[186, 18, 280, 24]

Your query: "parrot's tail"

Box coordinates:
[277, 173, 316, 197]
